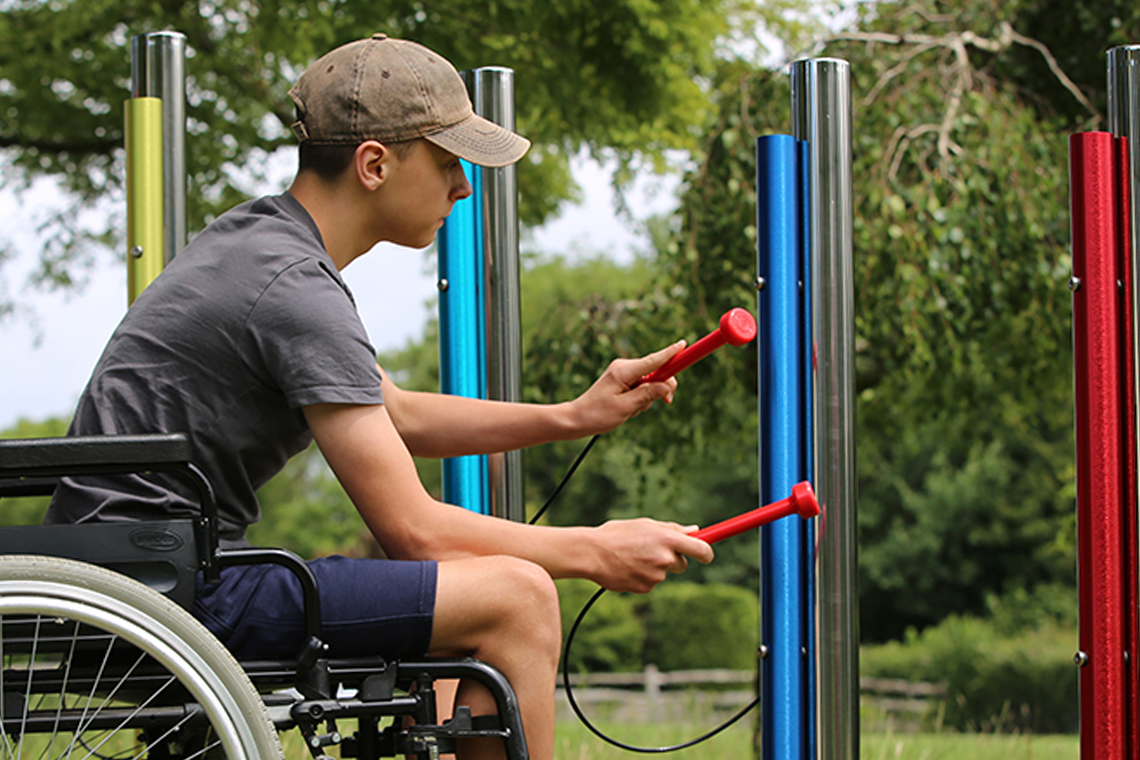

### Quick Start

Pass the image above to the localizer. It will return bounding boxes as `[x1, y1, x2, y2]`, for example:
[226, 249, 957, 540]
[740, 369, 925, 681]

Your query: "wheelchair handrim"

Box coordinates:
[0, 583, 260, 760]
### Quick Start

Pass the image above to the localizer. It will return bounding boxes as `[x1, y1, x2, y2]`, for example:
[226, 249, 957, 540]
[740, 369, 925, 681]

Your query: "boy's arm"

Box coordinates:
[303, 400, 714, 592]
[378, 341, 686, 458]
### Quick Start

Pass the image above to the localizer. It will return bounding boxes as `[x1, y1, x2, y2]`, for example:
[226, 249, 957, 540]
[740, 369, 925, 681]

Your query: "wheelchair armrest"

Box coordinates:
[0, 433, 192, 475]
[217, 547, 323, 641]
[0, 433, 222, 580]
[218, 546, 329, 698]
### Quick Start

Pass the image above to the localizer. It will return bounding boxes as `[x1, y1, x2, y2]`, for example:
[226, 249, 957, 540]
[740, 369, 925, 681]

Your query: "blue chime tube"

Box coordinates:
[757, 134, 812, 759]
[438, 161, 490, 513]
[437, 67, 524, 517]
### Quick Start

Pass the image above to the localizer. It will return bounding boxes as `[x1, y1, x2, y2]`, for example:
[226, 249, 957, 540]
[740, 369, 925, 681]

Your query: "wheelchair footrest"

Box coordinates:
[388, 708, 511, 759]
[416, 707, 510, 739]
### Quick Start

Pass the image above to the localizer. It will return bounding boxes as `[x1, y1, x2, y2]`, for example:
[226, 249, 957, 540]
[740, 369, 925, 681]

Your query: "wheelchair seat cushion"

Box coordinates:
[193, 554, 437, 661]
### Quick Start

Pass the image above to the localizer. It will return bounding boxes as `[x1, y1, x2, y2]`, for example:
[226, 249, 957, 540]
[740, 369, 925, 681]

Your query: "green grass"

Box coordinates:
[554, 719, 754, 760]
[862, 732, 1077, 760]
[553, 721, 1079, 760]
[277, 719, 1079, 759]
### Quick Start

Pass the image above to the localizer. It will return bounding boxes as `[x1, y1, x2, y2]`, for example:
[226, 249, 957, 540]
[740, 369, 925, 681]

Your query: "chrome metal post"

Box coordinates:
[1107, 45, 1140, 760]
[131, 31, 187, 264]
[1110, 47, 1140, 264]
[792, 57, 859, 760]
[463, 68, 525, 522]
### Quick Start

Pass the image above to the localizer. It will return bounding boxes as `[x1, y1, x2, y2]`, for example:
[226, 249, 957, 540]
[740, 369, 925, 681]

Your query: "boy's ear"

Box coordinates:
[354, 140, 391, 191]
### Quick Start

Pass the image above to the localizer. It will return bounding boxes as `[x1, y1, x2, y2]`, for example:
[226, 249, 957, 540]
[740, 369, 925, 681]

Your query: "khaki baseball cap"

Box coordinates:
[289, 34, 530, 168]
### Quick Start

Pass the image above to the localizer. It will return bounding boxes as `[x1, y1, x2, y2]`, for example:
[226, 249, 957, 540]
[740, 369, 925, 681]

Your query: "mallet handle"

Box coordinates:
[641, 308, 757, 385]
[689, 482, 819, 544]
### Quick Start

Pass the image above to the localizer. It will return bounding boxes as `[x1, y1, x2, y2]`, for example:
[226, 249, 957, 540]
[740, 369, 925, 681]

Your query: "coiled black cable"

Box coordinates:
[527, 434, 600, 526]
[562, 586, 759, 753]
[528, 435, 759, 752]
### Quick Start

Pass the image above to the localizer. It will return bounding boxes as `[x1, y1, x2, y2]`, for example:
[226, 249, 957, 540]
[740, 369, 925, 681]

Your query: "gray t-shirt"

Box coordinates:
[47, 193, 384, 547]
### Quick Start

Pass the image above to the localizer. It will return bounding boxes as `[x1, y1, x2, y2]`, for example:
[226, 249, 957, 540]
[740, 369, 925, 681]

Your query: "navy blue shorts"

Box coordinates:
[192, 555, 438, 661]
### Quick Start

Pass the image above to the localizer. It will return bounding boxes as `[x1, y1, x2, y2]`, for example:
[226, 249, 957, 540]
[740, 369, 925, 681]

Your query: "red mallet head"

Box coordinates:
[640, 308, 758, 385]
[720, 307, 758, 346]
[689, 481, 819, 544]
[790, 481, 820, 519]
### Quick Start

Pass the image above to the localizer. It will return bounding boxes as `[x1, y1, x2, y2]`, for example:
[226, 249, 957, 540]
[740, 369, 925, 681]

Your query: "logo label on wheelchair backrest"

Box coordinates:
[129, 528, 186, 552]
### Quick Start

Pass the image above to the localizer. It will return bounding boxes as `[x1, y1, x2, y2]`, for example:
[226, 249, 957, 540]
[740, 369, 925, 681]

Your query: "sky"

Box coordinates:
[0, 154, 681, 430]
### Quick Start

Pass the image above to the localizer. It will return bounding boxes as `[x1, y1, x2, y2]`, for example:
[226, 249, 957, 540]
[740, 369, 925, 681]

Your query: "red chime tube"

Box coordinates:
[1070, 131, 1130, 760]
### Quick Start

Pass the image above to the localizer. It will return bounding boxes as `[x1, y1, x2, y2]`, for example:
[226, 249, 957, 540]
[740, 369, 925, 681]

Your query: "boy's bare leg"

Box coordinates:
[430, 556, 561, 760]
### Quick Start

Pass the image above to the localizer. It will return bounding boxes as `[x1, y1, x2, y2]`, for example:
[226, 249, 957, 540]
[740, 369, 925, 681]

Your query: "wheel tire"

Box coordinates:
[0, 554, 283, 759]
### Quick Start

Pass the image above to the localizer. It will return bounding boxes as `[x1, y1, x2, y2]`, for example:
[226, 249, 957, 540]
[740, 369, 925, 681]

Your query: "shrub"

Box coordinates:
[558, 580, 761, 675]
[558, 579, 645, 674]
[644, 582, 759, 672]
[862, 614, 1078, 733]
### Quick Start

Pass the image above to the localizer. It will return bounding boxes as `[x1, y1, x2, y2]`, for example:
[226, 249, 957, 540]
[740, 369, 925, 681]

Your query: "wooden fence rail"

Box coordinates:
[556, 667, 945, 727]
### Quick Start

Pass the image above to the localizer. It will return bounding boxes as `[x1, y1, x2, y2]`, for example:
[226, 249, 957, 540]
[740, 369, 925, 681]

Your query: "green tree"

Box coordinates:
[0, 0, 808, 302]
[831, 2, 1079, 639]
[638, 0, 1082, 640]
[247, 442, 379, 558]
[525, 0, 1091, 640]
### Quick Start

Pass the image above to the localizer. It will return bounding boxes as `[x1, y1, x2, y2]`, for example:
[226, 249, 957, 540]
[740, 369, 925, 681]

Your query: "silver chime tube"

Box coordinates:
[791, 57, 860, 760]
[464, 67, 525, 522]
[131, 31, 188, 264]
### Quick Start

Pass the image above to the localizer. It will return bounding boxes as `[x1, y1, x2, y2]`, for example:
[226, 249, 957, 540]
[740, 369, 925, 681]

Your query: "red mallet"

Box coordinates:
[640, 308, 757, 385]
[689, 481, 819, 545]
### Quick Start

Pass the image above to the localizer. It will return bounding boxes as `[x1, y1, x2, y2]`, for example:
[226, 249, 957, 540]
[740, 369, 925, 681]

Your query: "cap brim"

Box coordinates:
[424, 114, 531, 168]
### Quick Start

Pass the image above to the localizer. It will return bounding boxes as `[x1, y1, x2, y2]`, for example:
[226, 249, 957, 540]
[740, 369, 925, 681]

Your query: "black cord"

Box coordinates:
[527, 434, 600, 525]
[532, 431, 759, 750]
[561, 587, 759, 753]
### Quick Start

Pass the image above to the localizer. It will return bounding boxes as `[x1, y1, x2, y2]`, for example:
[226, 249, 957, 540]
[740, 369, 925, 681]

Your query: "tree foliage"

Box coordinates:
[0, 0, 802, 301]
[517, 0, 1095, 640]
[636, 0, 1085, 640]
[2, 0, 1114, 645]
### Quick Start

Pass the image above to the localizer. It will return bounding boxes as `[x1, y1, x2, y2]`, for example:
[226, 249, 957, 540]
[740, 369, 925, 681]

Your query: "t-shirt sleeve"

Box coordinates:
[247, 258, 384, 408]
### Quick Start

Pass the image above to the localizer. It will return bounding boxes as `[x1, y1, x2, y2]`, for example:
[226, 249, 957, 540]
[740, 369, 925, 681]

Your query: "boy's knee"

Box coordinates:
[434, 555, 562, 662]
[485, 557, 560, 642]
[496, 557, 559, 615]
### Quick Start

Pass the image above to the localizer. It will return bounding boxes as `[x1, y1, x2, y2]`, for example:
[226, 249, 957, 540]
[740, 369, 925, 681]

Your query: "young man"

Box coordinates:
[48, 35, 714, 760]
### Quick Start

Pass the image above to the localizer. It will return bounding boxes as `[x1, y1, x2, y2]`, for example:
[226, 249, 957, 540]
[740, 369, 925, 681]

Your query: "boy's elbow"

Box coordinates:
[371, 513, 450, 561]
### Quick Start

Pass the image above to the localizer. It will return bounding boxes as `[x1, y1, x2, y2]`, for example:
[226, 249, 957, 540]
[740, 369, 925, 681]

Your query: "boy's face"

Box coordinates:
[376, 139, 473, 249]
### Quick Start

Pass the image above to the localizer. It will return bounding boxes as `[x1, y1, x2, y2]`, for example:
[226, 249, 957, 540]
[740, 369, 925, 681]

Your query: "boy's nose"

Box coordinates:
[452, 173, 473, 202]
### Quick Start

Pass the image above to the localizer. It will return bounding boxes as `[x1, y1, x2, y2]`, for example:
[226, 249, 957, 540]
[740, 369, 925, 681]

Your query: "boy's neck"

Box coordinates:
[288, 172, 374, 271]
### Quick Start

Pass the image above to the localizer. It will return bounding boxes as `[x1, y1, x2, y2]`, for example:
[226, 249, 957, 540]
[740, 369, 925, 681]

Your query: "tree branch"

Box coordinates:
[830, 24, 1098, 122]
[830, 23, 1099, 180]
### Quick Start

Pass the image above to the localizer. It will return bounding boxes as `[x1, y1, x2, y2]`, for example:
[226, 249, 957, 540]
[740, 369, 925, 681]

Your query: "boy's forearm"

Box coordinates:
[386, 388, 584, 458]
[379, 342, 683, 459]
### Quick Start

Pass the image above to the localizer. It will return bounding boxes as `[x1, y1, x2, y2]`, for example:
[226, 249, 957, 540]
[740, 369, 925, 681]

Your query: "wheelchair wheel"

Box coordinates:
[0, 555, 283, 759]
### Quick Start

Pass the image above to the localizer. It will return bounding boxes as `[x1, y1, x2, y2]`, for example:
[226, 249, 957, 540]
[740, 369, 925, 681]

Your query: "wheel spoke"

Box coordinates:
[0, 558, 282, 759]
[76, 674, 175, 760]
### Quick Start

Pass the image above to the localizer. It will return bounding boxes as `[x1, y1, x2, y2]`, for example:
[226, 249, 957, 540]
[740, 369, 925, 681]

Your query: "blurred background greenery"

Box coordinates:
[3, 0, 1134, 734]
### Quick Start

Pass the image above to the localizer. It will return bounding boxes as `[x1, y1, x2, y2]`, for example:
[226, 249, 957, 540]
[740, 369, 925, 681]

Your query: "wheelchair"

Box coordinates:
[0, 431, 529, 759]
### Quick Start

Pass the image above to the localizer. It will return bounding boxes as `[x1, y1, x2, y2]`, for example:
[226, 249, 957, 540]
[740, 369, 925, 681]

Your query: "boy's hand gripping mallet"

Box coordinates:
[689, 481, 819, 544]
[640, 307, 757, 385]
